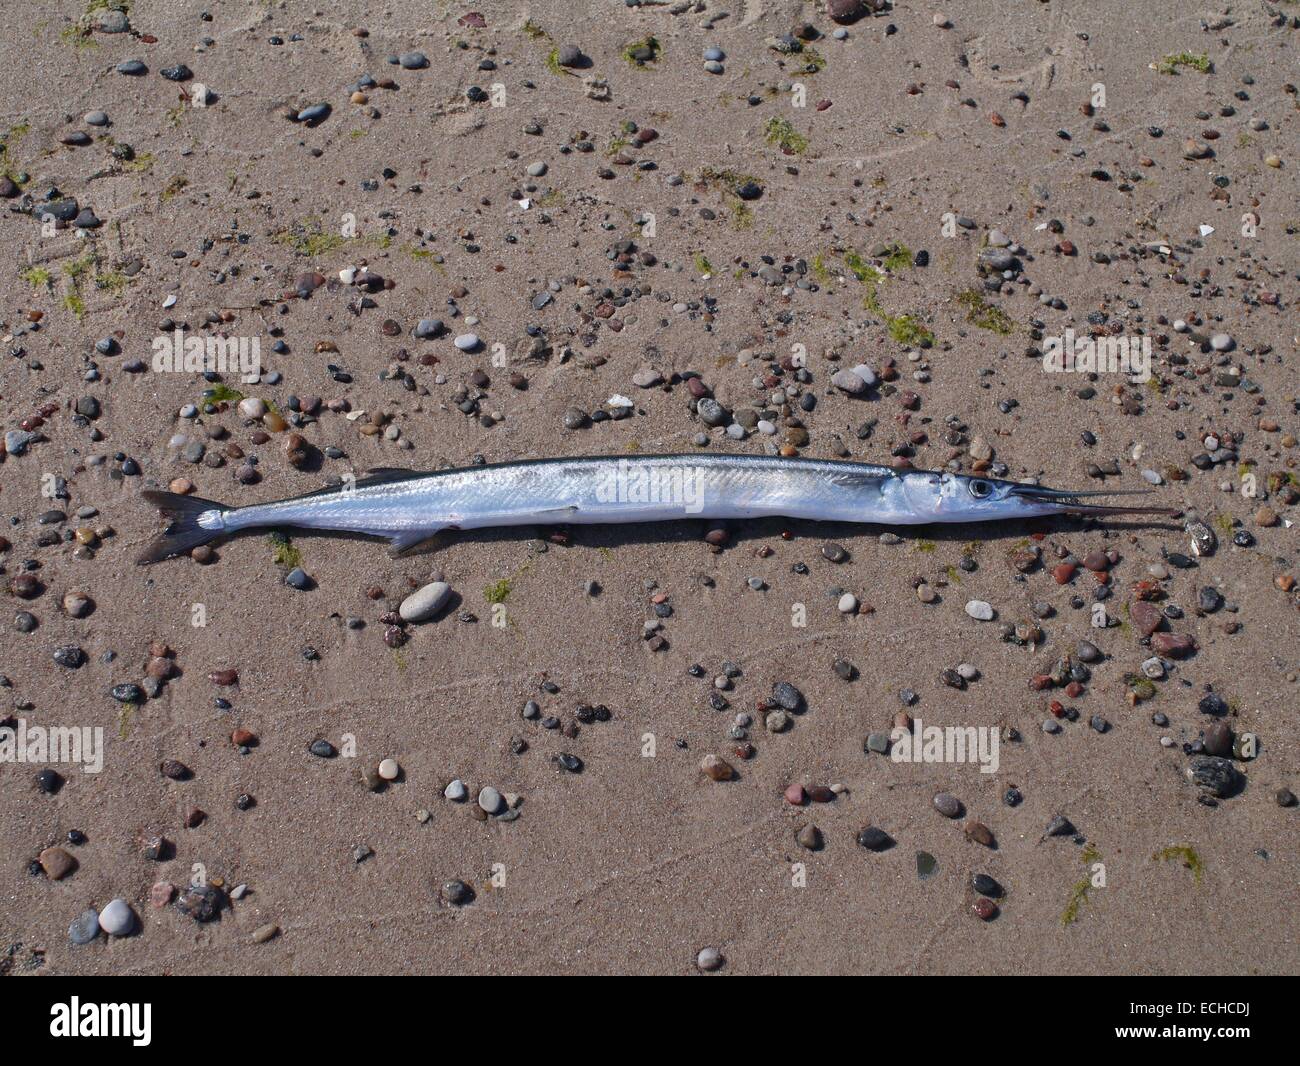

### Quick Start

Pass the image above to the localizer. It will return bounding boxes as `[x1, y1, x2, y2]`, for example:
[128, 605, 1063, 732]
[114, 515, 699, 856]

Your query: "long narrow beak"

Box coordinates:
[1010, 484, 1181, 518]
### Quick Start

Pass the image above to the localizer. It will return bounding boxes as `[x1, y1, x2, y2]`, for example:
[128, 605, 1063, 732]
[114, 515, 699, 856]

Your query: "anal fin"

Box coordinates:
[532, 505, 580, 520]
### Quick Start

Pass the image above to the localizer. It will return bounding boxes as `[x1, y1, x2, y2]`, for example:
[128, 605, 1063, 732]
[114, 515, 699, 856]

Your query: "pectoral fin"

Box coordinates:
[386, 528, 449, 557]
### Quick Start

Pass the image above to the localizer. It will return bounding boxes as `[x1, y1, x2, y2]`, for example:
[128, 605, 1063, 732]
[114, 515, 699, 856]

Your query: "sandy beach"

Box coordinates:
[1, 0, 1297, 975]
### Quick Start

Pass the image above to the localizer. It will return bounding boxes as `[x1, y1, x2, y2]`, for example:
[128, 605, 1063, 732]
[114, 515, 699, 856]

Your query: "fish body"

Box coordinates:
[139, 454, 1176, 564]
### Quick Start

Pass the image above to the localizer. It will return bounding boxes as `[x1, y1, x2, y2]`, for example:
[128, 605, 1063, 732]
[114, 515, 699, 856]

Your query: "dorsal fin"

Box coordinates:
[356, 467, 431, 488]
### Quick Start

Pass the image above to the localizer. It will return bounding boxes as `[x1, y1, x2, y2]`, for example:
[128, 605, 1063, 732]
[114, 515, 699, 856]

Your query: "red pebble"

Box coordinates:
[1052, 563, 1077, 584]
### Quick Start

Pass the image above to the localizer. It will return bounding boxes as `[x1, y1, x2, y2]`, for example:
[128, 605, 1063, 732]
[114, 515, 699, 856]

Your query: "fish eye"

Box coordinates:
[968, 480, 993, 499]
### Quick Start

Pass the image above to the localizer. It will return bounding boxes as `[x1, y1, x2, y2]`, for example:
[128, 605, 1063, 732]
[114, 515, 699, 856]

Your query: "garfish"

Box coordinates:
[138, 454, 1177, 564]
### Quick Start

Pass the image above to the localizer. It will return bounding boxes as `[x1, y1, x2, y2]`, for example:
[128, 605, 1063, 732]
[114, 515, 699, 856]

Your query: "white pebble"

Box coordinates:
[838, 592, 858, 613]
[478, 785, 504, 814]
[454, 333, 481, 351]
[98, 898, 136, 936]
[444, 778, 468, 801]
[964, 600, 995, 621]
[378, 758, 400, 781]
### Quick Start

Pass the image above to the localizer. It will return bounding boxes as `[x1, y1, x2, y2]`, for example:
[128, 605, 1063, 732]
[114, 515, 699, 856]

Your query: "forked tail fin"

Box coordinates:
[138, 490, 229, 564]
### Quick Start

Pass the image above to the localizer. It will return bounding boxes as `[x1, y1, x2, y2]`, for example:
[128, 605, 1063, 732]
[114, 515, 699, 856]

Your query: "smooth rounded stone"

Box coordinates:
[828, 0, 865, 22]
[40, 846, 77, 880]
[704, 59, 724, 74]
[696, 946, 723, 971]
[399, 580, 451, 622]
[837, 592, 858, 613]
[69, 908, 101, 945]
[414, 318, 444, 339]
[116, 59, 147, 75]
[765, 710, 792, 733]
[110, 683, 144, 704]
[796, 823, 822, 850]
[441, 879, 474, 905]
[237, 396, 266, 420]
[964, 821, 994, 847]
[251, 923, 280, 944]
[857, 825, 892, 851]
[399, 51, 429, 69]
[1129, 600, 1163, 638]
[521, 700, 541, 720]
[964, 600, 994, 621]
[309, 739, 337, 758]
[454, 333, 481, 352]
[831, 368, 868, 394]
[1277, 788, 1297, 808]
[1075, 640, 1101, 663]
[98, 898, 136, 936]
[1198, 586, 1223, 612]
[956, 662, 979, 681]
[697, 398, 728, 426]
[176, 884, 224, 922]
[526, 160, 548, 177]
[1152, 632, 1196, 658]
[1203, 721, 1233, 757]
[1042, 719, 1061, 734]
[1186, 755, 1241, 798]
[477, 785, 505, 814]
[296, 103, 330, 124]
[632, 367, 663, 388]
[971, 873, 1003, 898]
[556, 44, 584, 67]
[821, 541, 848, 563]
[97, 8, 129, 32]
[972, 898, 998, 921]
[378, 758, 401, 781]
[932, 792, 961, 818]
[1209, 333, 1235, 352]
[700, 754, 734, 781]
[444, 778, 468, 801]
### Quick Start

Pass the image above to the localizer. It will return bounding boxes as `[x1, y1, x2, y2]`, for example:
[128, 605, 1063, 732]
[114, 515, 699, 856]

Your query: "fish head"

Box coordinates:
[894, 471, 1180, 522]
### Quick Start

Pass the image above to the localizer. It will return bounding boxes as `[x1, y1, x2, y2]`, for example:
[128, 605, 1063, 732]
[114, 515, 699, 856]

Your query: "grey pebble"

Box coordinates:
[69, 908, 100, 945]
